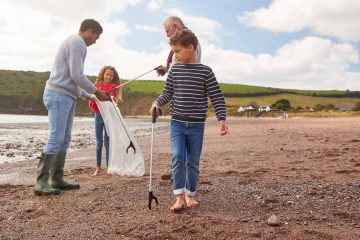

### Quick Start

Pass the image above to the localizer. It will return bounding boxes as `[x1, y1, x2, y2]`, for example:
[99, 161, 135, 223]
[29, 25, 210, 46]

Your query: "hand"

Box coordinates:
[156, 66, 168, 76]
[87, 94, 96, 101]
[149, 101, 161, 116]
[94, 90, 110, 101]
[219, 120, 229, 136]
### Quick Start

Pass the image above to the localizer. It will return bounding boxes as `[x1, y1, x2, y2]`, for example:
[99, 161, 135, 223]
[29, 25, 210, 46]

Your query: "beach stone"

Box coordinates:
[6, 152, 14, 157]
[160, 173, 172, 180]
[240, 218, 250, 223]
[159, 180, 171, 186]
[267, 214, 281, 226]
[199, 179, 212, 185]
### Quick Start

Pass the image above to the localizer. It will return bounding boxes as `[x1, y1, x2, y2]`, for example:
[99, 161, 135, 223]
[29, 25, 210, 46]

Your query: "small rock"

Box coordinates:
[159, 180, 171, 186]
[240, 219, 250, 223]
[160, 173, 172, 180]
[199, 180, 212, 185]
[7, 214, 22, 221]
[267, 214, 281, 226]
[24, 208, 34, 213]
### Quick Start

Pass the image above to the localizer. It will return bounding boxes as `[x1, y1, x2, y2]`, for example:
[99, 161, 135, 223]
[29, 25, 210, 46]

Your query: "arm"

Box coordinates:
[149, 71, 174, 114]
[156, 50, 174, 76]
[205, 70, 228, 135]
[68, 43, 97, 95]
[80, 89, 90, 100]
[67, 45, 109, 101]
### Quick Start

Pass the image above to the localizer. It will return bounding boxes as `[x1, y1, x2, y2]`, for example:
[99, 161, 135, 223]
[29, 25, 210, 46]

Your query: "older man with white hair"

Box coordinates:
[156, 16, 202, 76]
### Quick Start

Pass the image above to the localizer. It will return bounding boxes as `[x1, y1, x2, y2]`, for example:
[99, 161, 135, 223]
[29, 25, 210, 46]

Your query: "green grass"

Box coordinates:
[0, 70, 49, 96]
[219, 83, 276, 94]
[126, 81, 279, 94]
[126, 80, 353, 96]
[126, 80, 165, 94]
[285, 89, 348, 95]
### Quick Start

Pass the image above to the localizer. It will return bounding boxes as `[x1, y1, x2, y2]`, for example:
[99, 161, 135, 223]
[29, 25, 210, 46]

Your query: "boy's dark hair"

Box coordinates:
[79, 19, 103, 34]
[169, 29, 198, 50]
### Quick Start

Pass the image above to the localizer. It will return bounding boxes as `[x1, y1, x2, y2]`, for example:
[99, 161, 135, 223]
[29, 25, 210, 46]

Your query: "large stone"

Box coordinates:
[267, 214, 281, 226]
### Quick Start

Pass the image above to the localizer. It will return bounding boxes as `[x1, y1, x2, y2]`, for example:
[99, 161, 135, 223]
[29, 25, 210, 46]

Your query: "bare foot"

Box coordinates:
[92, 167, 102, 176]
[185, 195, 198, 208]
[170, 194, 185, 212]
[106, 170, 112, 176]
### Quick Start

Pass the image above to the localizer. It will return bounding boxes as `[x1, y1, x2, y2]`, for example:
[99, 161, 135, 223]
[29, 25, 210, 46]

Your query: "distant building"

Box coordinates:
[339, 107, 352, 112]
[238, 106, 256, 112]
[237, 106, 245, 112]
[258, 106, 277, 112]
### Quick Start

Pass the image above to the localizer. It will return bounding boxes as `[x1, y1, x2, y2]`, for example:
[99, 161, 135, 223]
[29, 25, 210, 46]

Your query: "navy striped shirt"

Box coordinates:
[156, 64, 226, 123]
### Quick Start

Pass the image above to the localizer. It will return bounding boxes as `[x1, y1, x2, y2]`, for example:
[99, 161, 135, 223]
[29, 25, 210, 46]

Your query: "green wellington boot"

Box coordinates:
[50, 151, 80, 190]
[33, 153, 61, 196]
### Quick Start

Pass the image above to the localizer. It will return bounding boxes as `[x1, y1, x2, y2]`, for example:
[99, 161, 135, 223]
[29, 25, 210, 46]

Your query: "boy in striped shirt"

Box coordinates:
[150, 29, 229, 211]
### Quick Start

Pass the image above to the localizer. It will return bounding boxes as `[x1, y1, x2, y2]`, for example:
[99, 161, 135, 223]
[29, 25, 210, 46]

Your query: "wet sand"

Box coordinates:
[0, 117, 360, 239]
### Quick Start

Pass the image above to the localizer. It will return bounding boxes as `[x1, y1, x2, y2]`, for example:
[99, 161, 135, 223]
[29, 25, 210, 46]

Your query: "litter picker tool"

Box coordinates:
[107, 95, 136, 154]
[108, 65, 164, 93]
[148, 107, 162, 210]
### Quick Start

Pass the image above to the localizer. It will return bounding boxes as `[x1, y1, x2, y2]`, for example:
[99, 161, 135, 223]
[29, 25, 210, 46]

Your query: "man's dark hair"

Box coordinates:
[169, 29, 198, 50]
[79, 19, 103, 34]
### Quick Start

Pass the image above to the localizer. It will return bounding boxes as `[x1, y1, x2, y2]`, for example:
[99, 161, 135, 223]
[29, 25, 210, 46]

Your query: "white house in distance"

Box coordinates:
[237, 106, 256, 112]
[238, 105, 277, 112]
[258, 106, 271, 112]
[258, 106, 278, 112]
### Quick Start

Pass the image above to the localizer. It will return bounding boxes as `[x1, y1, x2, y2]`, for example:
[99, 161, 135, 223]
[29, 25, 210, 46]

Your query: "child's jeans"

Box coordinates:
[170, 120, 205, 197]
[43, 89, 76, 154]
[95, 112, 109, 167]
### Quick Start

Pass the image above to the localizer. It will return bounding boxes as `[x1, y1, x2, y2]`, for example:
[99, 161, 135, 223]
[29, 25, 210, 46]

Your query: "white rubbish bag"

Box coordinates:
[95, 98, 145, 176]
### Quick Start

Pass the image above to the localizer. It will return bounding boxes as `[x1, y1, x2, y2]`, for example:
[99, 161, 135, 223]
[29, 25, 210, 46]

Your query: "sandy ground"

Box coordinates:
[0, 117, 360, 240]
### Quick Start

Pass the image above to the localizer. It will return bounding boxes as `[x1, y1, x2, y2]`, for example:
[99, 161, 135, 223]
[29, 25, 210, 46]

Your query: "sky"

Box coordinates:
[1, 0, 360, 90]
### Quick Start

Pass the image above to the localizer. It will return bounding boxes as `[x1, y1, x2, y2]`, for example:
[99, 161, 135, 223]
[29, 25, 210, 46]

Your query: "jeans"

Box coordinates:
[95, 112, 109, 167]
[43, 89, 76, 155]
[170, 120, 205, 197]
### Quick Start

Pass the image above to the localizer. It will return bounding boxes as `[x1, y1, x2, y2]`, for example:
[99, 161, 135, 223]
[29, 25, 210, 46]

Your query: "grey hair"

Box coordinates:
[164, 16, 185, 27]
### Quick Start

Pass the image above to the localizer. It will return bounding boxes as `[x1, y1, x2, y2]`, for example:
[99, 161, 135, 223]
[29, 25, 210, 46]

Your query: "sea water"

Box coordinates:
[0, 114, 169, 164]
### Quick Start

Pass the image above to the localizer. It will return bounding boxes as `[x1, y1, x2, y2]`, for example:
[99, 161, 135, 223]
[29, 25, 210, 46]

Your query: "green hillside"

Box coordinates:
[0, 70, 359, 116]
[126, 80, 353, 96]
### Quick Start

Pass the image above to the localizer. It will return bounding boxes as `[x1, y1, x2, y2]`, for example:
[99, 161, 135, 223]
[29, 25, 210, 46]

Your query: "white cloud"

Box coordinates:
[135, 24, 160, 33]
[239, 0, 360, 42]
[166, 9, 223, 44]
[0, 0, 142, 72]
[10, 0, 143, 23]
[203, 36, 360, 90]
[147, 0, 164, 11]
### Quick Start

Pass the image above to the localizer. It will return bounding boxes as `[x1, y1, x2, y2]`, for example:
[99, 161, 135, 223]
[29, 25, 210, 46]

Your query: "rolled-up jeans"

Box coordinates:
[170, 120, 205, 197]
[43, 89, 76, 155]
[95, 112, 109, 167]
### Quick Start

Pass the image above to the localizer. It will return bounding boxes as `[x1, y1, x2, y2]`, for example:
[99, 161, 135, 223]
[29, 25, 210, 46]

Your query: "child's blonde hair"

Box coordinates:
[95, 66, 121, 85]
